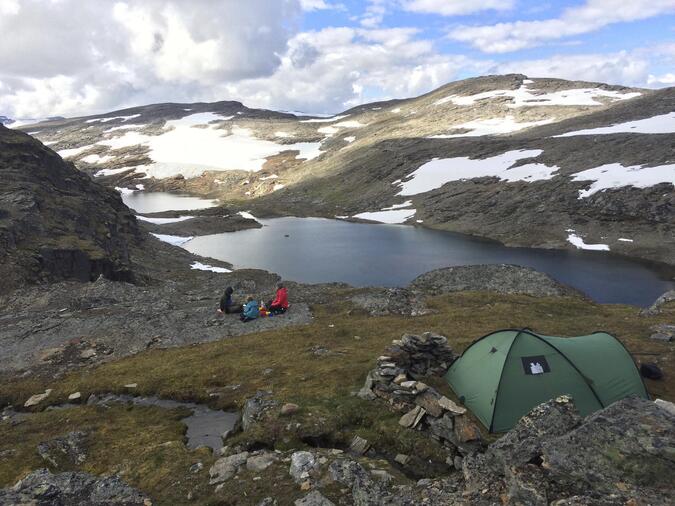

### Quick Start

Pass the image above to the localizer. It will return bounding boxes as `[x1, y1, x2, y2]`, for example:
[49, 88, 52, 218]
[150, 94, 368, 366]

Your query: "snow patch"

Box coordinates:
[390, 108, 401, 113]
[151, 233, 193, 246]
[85, 114, 141, 124]
[437, 84, 641, 108]
[571, 163, 675, 198]
[81, 153, 113, 164]
[343, 136, 356, 143]
[137, 215, 194, 224]
[191, 261, 231, 273]
[396, 149, 558, 196]
[94, 166, 141, 177]
[273, 184, 285, 191]
[382, 200, 413, 210]
[353, 208, 416, 224]
[97, 114, 322, 178]
[260, 174, 278, 180]
[57, 145, 96, 158]
[430, 116, 554, 137]
[555, 112, 675, 137]
[567, 232, 610, 251]
[238, 211, 257, 220]
[618, 238, 634, 242]
[300, 114, 350, 123]
[275, 131, 292, 138]
[115, 186, 136, 195]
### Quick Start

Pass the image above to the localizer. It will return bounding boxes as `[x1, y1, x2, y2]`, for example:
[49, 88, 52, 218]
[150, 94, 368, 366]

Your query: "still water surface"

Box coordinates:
[122, 192, 673, 306]
[185, 217, 673, 307]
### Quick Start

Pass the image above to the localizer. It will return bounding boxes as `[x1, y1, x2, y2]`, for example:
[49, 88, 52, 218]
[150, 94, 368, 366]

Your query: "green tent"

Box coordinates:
[445, 329, 648, 433]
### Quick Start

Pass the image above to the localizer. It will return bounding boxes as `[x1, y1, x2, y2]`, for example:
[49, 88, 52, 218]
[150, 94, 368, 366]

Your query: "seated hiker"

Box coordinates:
[268, 282, 289, 315]
[240, 296, 260, 322]
[218, 286, 242, 314]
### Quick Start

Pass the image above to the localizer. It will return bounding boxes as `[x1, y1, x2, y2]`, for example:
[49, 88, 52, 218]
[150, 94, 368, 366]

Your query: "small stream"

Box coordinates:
[49, 394, 240, 451]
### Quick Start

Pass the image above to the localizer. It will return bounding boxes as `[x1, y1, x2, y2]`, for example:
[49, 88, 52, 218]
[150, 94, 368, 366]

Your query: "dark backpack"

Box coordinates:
[640, 363, 664, 380]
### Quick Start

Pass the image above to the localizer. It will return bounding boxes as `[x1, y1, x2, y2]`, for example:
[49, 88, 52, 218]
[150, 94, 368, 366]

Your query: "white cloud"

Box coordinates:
[449, 0, 675, 53]
[300, 0, 343, 10]
[648, 73, 675, 85]
[221, 27, 492, 113]
[402, 0, 514, 16]
[0, 0, 302, 117]
[493, 51, 651, 86]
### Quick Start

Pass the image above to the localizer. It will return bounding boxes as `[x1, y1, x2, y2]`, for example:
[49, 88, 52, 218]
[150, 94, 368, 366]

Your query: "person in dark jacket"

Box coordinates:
[240, 296, 260, 322]
[268, 282, 289, 315]
[219, 286, 242, 314]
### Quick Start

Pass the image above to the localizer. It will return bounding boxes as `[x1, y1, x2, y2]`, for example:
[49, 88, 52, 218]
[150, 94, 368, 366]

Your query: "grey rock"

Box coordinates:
[641, 290, 675, 315]
[0, 468, 149, 505]
[280, 403, 300, 416]
[399, 406, 422, 428]
[242, 391, 278, 431]
[289, 451, 318, 483]
[24, 389, 52, 407]
[257, 498, 277, 506]
[349, 435, 371, 456]
[209, 451, 249, 484]
[649, 323, 675, 341]
[37, 431, 88, 468]
[294, 490, 335, 506]
[246, 452, 278, 472]
[350, 288, 432, 317]
[654, 398, 675, 416]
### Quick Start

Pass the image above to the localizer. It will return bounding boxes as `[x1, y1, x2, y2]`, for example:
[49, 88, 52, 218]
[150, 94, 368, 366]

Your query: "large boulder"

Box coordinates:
[461, 396, 675, 505]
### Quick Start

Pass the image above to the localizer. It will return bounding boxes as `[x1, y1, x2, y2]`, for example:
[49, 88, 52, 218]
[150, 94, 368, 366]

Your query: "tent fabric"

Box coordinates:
[445, 329, 649, 433]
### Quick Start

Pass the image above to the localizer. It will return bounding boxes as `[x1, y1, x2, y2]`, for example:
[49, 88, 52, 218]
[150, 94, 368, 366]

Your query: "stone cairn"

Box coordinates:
[358, 332, 482, 458]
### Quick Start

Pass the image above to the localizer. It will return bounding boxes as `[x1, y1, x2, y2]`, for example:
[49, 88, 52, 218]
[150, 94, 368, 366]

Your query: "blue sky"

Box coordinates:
[0, 0, 673, 117]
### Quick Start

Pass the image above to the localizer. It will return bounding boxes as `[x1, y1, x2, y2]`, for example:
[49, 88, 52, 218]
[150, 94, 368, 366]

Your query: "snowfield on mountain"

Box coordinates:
[15, 74, 675, 267]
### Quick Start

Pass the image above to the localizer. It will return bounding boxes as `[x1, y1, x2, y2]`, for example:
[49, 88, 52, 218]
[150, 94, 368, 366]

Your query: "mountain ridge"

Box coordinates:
[15, 74, 675, 269]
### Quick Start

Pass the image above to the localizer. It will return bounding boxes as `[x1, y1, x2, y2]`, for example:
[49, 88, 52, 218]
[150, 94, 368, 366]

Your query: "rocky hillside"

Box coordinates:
[17, 74, 675, 267]
[0, 125, 145, 293]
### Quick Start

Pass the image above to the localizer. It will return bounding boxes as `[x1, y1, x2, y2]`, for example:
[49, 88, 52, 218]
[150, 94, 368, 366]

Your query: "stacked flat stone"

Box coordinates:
[359, 332, 481, 457]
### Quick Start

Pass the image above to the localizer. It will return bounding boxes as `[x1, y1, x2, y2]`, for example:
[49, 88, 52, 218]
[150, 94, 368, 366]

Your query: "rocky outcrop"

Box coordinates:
[319, 396, 675, 505]
[350, 288, 432, 316]
[409, 264, 579, 298]
[459, 396, 675, 505]
[642, 290, 675, 315]
[0, 126, 144, 293]
[0, 468, 150, 505]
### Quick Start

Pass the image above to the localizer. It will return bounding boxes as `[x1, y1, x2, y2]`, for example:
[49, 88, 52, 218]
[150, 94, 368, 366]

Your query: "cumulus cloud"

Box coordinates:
[0, 0, 301, 117]
[449, 0, 675, 53]
[401, 0, 514, 16]
[220, 27, 492, 113]
[493, 51, 652, 86]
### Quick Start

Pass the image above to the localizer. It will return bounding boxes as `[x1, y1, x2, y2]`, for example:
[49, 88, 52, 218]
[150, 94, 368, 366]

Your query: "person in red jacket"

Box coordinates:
[268, 282, 289, 315]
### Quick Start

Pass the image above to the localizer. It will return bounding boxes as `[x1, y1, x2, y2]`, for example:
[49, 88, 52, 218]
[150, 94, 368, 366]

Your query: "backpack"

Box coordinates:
[640, 363, 664, 380]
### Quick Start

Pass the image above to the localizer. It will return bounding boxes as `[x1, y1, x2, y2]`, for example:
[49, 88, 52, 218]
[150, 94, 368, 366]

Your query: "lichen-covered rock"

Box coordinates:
[289, 451, 318, 483]
[242, 391, 278, 431]
[410, 264, 579, 298]
[350, 288, 432, 316]
[641, 290, 675, 315]
[460, 396, 675, 505]
[294, 490, 335, 506]
[37, 431, 88, 468]
[0, 468, 149, 505]
[209, 451, 249, 484]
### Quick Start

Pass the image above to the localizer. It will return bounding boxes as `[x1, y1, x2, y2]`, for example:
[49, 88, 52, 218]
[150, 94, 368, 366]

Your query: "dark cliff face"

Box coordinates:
[0, 125, 144, 293]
